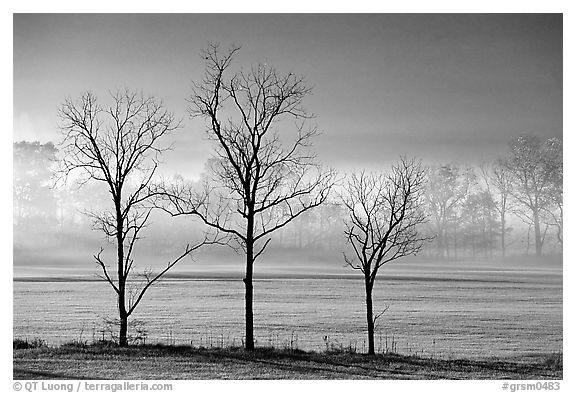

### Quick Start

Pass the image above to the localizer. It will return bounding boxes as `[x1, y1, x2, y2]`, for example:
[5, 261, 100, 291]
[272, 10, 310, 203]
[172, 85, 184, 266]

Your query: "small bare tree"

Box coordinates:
[58, 90, 210, 346]
[341, 158, 430, 355]
[157, 44, 335, 350]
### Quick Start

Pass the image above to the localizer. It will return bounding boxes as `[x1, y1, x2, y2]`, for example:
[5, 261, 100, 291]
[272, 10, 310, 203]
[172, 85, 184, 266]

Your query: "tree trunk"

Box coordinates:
[557, 206, 563, 246]
[453, 228, 458, 260]
[244, 215, 255, 350]
[365, 278, 375, 355]
[483, 227, 488, 258]
[116, 198, 128, 347]
[244, 260, 254, 350]
[500, 211, 506, 258]
[526, 224, 532, 255]
[119, 310, 128, 347]
[533, 209, 542, 257]
[437, 227, 445, 259]
[489, 217, 494, 259]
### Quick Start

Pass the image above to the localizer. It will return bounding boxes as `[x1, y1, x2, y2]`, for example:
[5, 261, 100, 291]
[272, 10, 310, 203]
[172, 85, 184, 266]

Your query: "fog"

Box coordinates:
[13, 139, 562, 280]
[12, 14, 563, 282]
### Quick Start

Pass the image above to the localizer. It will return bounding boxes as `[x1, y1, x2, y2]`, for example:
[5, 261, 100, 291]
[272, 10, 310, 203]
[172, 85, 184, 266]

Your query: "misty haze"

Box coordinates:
[13, 13, 562, 380]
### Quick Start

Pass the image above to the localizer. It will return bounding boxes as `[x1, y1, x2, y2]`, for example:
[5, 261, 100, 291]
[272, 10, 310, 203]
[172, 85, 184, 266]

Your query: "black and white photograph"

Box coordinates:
[9, 8, 567, 388]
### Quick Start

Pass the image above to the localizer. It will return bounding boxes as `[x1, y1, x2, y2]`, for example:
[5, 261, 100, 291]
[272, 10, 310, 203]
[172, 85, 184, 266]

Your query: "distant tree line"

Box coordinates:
[422, 135, 562, 259]
[13, 136, 563, 259]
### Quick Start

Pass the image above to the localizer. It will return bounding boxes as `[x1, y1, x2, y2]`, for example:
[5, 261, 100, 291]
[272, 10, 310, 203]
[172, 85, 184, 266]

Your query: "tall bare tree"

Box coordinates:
[58, 90, 209, 346]
[341, 158, 430, 355]
[503, 135, 562, 256]
[158, 44, 335, 350]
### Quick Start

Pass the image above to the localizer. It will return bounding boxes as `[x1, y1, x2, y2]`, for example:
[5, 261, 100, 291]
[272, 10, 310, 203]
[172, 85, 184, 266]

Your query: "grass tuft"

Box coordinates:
[541, 352, 562, 369]
[13, 338, 47, 350]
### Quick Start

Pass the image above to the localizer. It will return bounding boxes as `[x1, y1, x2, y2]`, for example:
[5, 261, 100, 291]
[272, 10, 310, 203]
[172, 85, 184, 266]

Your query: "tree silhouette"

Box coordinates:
[58, 89, 211, 346]
[157, 44, 335, 350]
[341, 158, 430, 355]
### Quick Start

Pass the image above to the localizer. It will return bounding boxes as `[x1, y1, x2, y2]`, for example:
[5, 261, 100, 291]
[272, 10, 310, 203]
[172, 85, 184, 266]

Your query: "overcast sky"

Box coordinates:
[13, 14, 562, 179]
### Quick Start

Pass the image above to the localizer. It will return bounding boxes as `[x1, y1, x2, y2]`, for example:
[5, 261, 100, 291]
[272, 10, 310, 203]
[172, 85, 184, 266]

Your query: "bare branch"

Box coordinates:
[93, 248, 119, 294]
[162, 45, 335, 263]
[341, 158, 431, 283]
[126, 232, 225, 316]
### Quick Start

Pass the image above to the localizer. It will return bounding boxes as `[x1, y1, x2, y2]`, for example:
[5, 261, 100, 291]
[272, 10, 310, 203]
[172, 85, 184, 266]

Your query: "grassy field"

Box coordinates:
[13, 343, 562, 380]
[13, 269, 562, 358]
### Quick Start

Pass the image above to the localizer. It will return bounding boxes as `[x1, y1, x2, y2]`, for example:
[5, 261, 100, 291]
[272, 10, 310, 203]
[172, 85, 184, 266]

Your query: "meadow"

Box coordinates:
[13, 259, 562, 360]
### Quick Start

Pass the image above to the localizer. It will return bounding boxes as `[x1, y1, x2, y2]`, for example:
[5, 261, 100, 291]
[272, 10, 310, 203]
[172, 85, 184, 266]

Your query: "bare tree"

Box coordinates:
[13, 141, 58, 228]
[461, 189, 501, 258]
[543, 191, 563, 248]
[542, 139, 563, 248]
[503, 135, 562, 256]
[424, 164, 473, 258]
[58, 90, 210, 346]
[157, 44, 335, 350]
[341, 158, 430, 355]
[480, 161, 513, 257]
